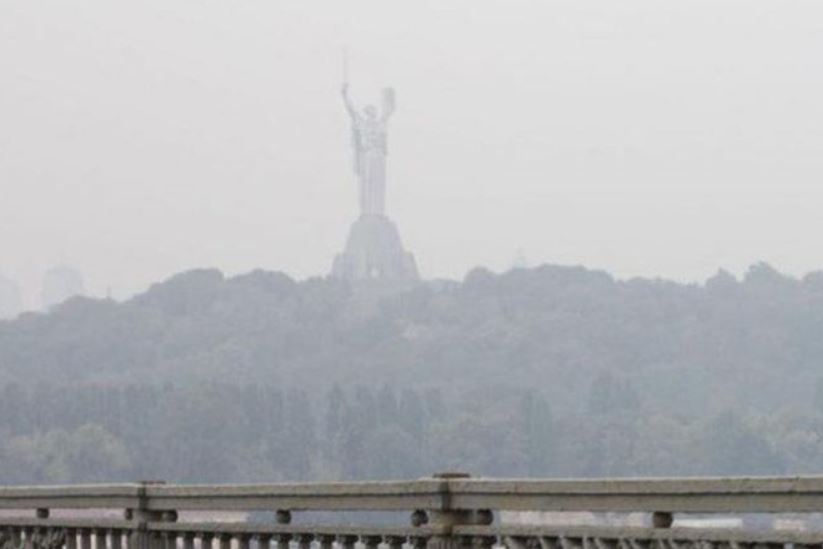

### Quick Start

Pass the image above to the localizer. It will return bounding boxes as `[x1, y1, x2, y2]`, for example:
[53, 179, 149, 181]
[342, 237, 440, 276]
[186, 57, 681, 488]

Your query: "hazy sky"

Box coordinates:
[2, 0, 823, 307]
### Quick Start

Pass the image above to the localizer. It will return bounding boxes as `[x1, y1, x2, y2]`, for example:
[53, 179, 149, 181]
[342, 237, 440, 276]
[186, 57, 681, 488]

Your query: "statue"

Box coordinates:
[341, 83, 395, 216]
[332, 70, 418, 283]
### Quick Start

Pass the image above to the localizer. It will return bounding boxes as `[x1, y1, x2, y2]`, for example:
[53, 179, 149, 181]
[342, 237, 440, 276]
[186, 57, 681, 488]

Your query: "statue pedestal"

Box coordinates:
[332, 215, 419, 283]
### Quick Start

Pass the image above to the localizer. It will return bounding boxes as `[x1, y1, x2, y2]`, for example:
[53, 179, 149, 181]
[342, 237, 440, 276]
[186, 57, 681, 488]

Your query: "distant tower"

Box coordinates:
[41, 265, 86, 310]
[512, 248, 529, 270]
[332, 83, 419, 283]
[0, 274, 22, 320]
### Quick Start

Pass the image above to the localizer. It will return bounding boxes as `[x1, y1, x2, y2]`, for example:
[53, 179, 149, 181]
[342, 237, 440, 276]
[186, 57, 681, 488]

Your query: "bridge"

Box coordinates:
[1, 474, 822, 549]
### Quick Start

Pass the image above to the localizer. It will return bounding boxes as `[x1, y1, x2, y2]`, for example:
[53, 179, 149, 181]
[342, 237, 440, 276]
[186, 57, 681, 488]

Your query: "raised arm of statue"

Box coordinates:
[341, 84, 358, 120]
[380, 87, 396, 122]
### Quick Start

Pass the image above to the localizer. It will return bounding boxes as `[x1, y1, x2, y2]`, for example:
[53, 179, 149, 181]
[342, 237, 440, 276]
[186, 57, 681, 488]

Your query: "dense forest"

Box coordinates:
[2, 262, 823, 483]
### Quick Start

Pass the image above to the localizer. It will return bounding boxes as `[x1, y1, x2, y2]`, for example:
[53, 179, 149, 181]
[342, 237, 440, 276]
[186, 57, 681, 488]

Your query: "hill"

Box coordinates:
[3, 262, 823, 414]
[2, 262, 823, 483]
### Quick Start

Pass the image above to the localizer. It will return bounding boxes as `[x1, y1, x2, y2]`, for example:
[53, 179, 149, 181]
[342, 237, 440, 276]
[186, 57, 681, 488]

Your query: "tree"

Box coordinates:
[1, 425, 130, 484]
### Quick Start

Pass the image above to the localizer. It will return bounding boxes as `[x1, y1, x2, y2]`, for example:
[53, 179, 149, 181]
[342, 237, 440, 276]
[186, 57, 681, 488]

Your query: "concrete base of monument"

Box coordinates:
[332, 214, 419, 283]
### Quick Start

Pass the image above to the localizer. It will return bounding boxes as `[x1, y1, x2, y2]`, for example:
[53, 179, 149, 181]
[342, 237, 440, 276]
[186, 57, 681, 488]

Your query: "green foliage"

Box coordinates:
[0, 380, 819, 483]
[0, 262, 821, 483]
[1, 424, 131, 484]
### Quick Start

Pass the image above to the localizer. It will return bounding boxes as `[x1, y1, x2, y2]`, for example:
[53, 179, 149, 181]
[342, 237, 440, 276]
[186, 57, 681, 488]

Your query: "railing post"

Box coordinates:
[422, 473, 491, 549]
[127, 481, 166, 549]
[255, 534, 272, 549]
[316, 535, 334, 549]
[273, 533, 291, 549]
[109, 530, 123, 549]
[79, 529, 91, 549]
[94, 529, 108, 549]
[65, 529, 78, 549]
[236, 534, 251, 549]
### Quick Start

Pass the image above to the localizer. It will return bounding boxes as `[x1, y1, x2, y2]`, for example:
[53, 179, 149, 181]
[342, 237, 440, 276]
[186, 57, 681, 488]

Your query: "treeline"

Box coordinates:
[3, 262, 823, 482]
[0, 382, 544, 483]
[2, 262, 823, 420]
[2, 379, 823, 485]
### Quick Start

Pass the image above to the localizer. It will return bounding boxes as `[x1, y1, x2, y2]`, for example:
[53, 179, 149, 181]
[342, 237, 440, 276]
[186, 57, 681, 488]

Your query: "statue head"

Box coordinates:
[363, 105, 377, 119]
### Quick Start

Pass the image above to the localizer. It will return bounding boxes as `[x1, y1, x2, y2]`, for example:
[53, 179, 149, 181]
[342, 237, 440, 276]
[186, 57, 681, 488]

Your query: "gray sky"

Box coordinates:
[2, 0, 823, 307]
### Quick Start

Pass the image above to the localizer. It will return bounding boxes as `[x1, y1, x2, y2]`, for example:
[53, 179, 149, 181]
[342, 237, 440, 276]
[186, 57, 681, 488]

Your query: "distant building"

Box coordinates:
[512, 248, 529, 270]
[0, 275, 22, 320]
[41, 265, 86, 310]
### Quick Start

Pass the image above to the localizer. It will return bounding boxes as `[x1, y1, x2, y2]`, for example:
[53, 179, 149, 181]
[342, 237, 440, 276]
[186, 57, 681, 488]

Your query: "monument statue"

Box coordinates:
[341, 84, 394, 216]
[331, 79, 419, 284]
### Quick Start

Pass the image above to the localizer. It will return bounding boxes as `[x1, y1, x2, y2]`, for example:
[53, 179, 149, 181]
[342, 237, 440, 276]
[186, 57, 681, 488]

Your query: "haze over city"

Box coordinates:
[6, 0, 823, 514]
[3, 0, 823, 308]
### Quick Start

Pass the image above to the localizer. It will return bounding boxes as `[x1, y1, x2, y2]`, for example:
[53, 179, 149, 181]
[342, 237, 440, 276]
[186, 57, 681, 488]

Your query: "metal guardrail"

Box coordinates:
[5, 475, 823, 512]
[2, 474, 823, 549]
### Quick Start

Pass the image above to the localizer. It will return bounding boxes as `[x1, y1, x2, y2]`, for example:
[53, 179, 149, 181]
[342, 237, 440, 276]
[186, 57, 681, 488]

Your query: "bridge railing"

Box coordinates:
[2, 474, 823, 549]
